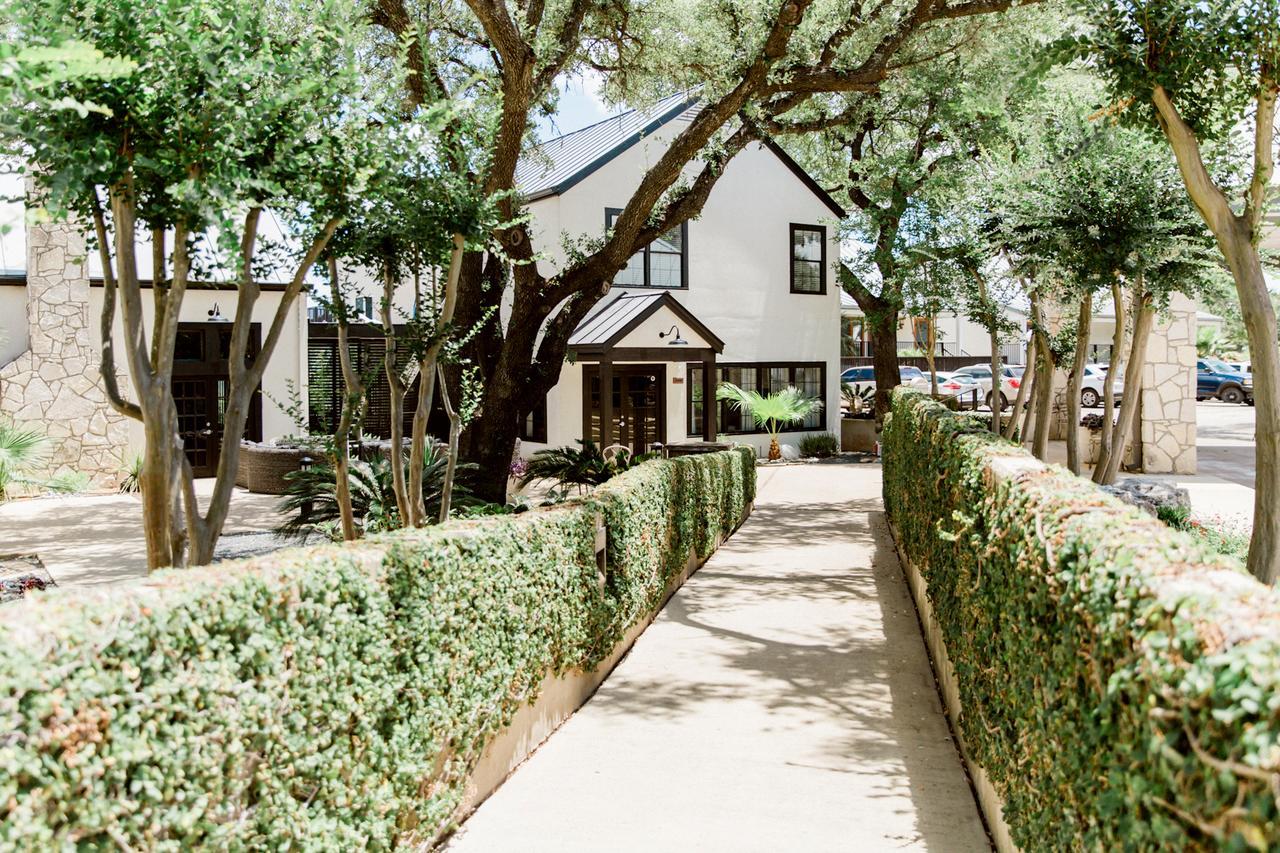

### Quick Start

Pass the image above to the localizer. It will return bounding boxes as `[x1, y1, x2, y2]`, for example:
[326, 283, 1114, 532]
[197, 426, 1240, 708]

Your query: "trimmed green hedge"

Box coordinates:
[0, 447, 755, 849]
[884, 389, 1280, 849]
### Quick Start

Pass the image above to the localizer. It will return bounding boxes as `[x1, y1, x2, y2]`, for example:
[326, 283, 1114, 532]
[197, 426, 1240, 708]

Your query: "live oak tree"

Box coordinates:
[1069, 0, 1280, 581]
[371, 0, 1032, 501]
[2, 0, 378, 568]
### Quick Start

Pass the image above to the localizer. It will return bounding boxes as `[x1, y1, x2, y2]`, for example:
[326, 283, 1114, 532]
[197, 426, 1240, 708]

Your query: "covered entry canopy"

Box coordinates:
[568, 292, 724, 443]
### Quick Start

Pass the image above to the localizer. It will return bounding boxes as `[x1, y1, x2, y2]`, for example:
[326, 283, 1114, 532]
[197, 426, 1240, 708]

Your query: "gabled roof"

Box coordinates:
[568, 291, 724, 354]
[518, 95, 846, 218]
[517, 93, 698, 201]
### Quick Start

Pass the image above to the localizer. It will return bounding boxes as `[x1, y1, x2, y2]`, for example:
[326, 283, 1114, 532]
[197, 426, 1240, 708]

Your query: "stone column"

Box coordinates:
[0, 191, 130, 486]
[1139, 293, 1197, 474]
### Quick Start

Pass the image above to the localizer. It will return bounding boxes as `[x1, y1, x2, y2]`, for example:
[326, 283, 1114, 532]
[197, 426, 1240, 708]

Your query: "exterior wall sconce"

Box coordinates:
[208, 303, 231, 322]
[659, 324, 688, 346]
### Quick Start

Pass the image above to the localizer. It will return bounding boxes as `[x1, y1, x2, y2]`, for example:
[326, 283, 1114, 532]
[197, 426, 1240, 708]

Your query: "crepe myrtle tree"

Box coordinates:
[1, 0, 380, 568]
[370, 0, 1033, 502]
[326, 111, 497, 531]
[1068, 0, 1280, 581]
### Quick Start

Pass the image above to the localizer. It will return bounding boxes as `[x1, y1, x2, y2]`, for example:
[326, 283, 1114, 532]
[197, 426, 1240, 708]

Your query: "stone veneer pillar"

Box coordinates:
[1139, 293, 1197, 474]
[0, 201, 130, 485]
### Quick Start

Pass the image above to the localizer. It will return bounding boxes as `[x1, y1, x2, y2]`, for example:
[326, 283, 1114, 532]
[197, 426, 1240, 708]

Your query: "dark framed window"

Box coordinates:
[520, 396, 548, 443]
[605, 207, 688, 289]
[790, 224, 826, 294]
[688, 361, 825, 436]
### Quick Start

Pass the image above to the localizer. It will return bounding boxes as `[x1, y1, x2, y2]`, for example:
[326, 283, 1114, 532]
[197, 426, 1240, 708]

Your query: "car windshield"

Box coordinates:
[900, 367, 923, 379]
[1203, 358, 1235, 373]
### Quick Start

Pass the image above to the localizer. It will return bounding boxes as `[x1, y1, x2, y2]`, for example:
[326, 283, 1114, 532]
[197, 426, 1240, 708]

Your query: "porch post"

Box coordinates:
[702, 351, 716, 442]
[599, 355, 614, 448]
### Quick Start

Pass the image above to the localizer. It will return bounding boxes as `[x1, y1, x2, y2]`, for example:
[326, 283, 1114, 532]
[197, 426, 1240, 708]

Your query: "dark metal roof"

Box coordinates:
[518, 95, 846, 218]
[517, 93, 698, 200]
[568, 291, 725, 354]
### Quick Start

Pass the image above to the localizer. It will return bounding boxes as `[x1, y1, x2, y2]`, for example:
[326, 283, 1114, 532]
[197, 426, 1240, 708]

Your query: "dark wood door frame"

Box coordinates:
[582, 362, 669, 453]
[172, 322, 263, 477]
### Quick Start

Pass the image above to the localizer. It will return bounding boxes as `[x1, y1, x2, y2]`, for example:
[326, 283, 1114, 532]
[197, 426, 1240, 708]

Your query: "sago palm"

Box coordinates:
[716, 383, 822, 461]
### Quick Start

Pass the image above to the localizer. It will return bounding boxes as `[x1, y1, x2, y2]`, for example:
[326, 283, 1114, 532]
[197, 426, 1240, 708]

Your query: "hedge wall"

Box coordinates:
[883, 390, 1280, 850]
[0, 447, 755, 849]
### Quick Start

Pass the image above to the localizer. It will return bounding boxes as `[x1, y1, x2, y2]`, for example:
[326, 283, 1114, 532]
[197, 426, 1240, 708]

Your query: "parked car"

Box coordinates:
[950, 364, 1022, 409]
[1230, 361, 1251, 374]
[1197, 357, 1254, 404]
[840, 365, 926, 397]
[1079, 364, 1125, 408]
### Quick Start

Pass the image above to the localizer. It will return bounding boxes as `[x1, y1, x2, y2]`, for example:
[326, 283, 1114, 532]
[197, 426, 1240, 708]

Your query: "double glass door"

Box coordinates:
[584, 365, 665, 456]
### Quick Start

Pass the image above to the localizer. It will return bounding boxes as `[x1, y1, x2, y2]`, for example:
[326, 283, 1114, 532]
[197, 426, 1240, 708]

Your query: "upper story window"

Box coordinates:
[790, 224, 826, 294]
[605, 207, 687, 289]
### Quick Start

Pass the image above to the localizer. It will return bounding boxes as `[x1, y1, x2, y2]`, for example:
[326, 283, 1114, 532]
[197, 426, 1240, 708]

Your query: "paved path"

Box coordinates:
[0, 482, 287, 588]
[448, 462, 990, 852]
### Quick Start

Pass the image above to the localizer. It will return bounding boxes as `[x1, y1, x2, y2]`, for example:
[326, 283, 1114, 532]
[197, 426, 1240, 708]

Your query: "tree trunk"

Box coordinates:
[1222, 227, 1280, 583]
[1065, 293, 1093, 475]
[926, 317, 938, 396]
[1004, 333, 1034, 440]
[329, 257, 360, 541]
[463, 391, 523, 503]
[1097, 281, 1125, 478]
[1096, 287, 1154, 485]
[379, 266, 411, 526]
[867, 308, 901, 423]
[436, 363, 462, 522]
[1153, 81, 1279, 582]
[1030, 293, 1053, 460]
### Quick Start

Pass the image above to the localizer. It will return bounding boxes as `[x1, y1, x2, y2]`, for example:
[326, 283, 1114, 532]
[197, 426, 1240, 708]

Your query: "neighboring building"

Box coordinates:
[840, 293, 1026, 365]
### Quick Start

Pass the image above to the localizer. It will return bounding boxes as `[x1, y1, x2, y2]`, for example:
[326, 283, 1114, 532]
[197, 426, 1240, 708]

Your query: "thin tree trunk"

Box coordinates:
[437, 363, 462, 523]
[380, 265, 410, 527]
[1030, 293, 1053, 460]
[1097, 281, 1126, 480]
[974, 271, 1002, 433]
[407, 234, 465, 526]
[926, 317, 938, 396]
[1065, 293, 1093, 475]
[1097, 286, 1154, 485]
[329, 257, 360, 541]
[1004, 332, 1034, 440]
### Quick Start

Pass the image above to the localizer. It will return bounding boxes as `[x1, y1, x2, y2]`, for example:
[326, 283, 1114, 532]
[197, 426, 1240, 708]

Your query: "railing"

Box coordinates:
[843, 339, 970, 357]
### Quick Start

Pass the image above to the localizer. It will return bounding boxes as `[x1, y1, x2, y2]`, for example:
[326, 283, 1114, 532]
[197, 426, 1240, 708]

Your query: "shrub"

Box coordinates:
[0, 448, 754, 848]
[519, 440, 656, 490]
[798, 432, 840, 458]
[883, 389, 1280, 849]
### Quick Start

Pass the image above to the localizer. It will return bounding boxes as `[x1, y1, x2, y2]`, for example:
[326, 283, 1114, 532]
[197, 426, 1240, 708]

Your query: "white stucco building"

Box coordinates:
[505, 94, 845, 457]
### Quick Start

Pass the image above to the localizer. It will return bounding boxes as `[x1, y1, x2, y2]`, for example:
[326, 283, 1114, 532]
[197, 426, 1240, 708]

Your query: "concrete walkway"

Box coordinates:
[448, 462, 990, 852]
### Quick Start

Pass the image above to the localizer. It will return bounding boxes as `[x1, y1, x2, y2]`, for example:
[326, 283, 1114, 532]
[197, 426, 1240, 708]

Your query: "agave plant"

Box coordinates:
[275, 442, 473, 539]
[716, 383, 822, 461]
[519, 440, 655, 491]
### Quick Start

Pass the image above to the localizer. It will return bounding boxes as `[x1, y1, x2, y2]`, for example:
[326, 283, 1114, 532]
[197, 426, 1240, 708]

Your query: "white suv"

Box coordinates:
[950, 364, 1023, 409]
[1079, 364, 1124, 408]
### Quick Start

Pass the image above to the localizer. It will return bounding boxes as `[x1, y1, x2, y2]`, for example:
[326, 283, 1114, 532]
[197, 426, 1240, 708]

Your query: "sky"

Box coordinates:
[535, 70, 623, 140]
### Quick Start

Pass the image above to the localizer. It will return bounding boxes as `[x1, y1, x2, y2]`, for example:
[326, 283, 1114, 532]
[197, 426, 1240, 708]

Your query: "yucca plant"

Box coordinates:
[716, 383, 822, 461]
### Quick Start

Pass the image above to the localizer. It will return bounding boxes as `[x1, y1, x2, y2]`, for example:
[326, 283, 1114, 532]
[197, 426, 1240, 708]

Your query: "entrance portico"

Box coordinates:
[568, 292, 724, 452]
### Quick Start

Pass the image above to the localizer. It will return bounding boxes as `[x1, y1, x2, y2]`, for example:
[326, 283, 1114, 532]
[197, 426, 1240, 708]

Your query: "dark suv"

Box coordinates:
[1197, 357, 1253, 405]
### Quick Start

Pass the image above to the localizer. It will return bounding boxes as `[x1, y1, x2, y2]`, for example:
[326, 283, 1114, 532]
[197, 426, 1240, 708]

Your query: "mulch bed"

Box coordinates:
[0, 554, 56, 604]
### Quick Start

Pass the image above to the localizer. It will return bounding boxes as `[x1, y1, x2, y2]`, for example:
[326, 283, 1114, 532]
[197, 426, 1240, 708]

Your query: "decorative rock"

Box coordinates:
[780, 443, 801, 461]
[1102, 477, 1191, 517]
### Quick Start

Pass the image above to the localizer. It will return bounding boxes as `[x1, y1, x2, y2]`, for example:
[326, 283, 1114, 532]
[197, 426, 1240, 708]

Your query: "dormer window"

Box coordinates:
[605, 208, 687, 289]
[790, 224, 826, 294]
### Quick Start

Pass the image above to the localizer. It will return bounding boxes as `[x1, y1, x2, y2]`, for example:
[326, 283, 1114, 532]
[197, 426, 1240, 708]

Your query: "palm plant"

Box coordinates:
[716, 383, 822, 461]
[275, 442, 473, 539]
[0, 422, 49, 501]
[519, 440, 656, 491]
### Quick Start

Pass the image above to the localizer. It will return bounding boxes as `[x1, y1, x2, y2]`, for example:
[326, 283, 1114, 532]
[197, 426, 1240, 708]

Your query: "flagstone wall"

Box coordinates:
[0, 212, 129, 486]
